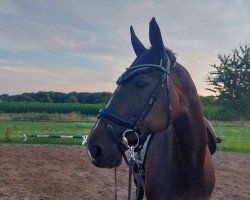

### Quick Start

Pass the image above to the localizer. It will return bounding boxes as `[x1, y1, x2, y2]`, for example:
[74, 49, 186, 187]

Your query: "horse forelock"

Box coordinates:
[132, 46, 175, 65]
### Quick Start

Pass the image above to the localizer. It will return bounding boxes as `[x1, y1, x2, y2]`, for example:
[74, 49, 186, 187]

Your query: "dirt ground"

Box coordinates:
[0, 144, 249, 200]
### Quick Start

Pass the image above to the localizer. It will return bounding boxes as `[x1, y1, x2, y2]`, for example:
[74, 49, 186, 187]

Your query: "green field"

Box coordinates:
[0, 102, 104, 115]
[0, 120, 94, 145]
[0, 118, 249, 153]
[1, 102, 249, 120]
[213, 122, 250, 153]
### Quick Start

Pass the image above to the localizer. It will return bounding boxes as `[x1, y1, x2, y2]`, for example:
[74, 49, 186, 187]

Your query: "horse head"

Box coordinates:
[87, 18, 179, 168]
[87, 17, 215, 199]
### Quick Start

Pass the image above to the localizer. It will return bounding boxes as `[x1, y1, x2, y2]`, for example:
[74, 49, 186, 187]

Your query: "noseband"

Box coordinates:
[98, 58, 175, 152]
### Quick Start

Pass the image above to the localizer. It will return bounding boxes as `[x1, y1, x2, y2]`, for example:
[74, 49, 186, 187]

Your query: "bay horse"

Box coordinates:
[87, 18, 215, 199]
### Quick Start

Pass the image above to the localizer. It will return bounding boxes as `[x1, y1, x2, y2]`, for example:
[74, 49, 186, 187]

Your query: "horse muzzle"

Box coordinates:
[87, 135, 122, 168]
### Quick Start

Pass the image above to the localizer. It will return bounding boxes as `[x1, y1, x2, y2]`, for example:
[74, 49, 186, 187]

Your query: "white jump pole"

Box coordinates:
[23, 134, 88, 145]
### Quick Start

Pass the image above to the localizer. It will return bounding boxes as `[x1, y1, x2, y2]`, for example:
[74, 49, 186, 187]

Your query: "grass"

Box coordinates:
[0, 112, 96, 122]
[203, 105, 250, 120]
[0, 113, 249, 152]
[0, 120, 94, 145]
[213, 121, 250, 153]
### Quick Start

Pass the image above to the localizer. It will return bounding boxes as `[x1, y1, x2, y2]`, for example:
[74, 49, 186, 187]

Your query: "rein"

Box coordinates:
[98, 58, 175, 200]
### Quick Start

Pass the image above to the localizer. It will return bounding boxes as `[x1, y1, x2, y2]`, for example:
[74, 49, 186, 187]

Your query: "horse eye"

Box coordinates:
[135, 80, 149, 88]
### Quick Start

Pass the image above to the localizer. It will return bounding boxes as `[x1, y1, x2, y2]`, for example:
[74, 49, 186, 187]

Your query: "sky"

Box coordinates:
[0, 0, 249, 95]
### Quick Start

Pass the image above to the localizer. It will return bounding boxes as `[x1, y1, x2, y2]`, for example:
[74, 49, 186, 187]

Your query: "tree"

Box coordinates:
[34, 91, 52, 103]
[12, 94, 35, 102]
[68, 95, 78, 103]
[0, 91, 112, 104]
[0, 94, 10, 102]
[199, 96, 218, 106]
[100, 92, 112, 104]
[207, 45, 250, 123]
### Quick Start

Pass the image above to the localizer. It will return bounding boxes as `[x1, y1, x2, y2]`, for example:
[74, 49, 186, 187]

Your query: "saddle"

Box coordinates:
[205, 118, 222, 155]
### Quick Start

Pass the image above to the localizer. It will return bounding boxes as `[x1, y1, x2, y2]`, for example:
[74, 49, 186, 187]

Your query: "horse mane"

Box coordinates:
[165, 47, 176, 66]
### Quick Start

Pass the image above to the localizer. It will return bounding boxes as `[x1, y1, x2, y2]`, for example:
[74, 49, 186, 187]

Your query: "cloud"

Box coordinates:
[0, 65, 58, 78]
[0, 0, 19, 15]
[0, 64, 119, 94]
[0, 66, 14, 72]
[0, 0, 249, 95]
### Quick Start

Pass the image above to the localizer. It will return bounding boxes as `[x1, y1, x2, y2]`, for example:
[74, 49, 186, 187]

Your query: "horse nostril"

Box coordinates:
[91, 145, 101, 160]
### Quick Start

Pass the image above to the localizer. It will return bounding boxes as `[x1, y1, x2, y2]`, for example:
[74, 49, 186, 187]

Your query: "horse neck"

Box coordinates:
[170, 64, 207, 168]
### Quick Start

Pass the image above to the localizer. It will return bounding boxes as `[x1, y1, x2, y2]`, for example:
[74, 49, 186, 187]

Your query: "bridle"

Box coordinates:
[98, 57, 174, 152]
[97, 56, 176, 200]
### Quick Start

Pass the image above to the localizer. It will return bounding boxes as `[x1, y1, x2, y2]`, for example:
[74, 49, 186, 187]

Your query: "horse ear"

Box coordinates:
[130, 26, 147, 56]
[149, 17, 171, 72]
[149, 17, 165, 50]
